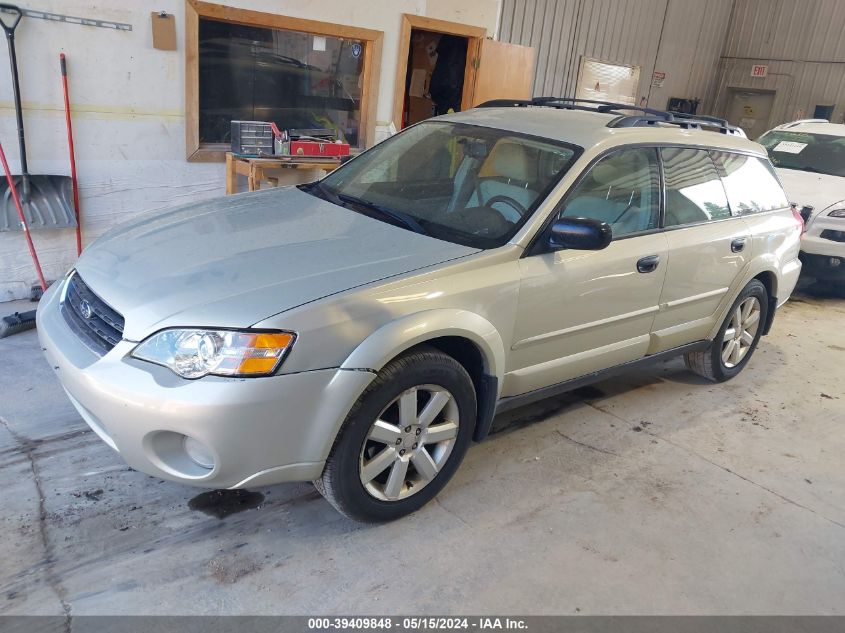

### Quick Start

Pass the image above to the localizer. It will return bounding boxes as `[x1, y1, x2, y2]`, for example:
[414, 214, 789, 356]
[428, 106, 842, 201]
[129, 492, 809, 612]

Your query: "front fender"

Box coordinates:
[340, 309, 506, 397]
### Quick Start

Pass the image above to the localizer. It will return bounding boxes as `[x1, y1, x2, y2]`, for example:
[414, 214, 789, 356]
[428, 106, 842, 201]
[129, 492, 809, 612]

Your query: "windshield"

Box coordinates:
[758, 130, 845, 178]
[302, 121, 580, 248]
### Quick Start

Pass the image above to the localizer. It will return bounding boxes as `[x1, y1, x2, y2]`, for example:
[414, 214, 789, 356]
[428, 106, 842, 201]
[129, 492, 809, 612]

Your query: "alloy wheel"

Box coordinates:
[359, 384, 459, 501]
[721, 296, 761, 368]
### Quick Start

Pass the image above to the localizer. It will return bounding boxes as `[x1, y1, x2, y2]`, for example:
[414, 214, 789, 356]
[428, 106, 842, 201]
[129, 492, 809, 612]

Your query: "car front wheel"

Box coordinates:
[315, 347, 476, 522]
[684, 279, 768, 382]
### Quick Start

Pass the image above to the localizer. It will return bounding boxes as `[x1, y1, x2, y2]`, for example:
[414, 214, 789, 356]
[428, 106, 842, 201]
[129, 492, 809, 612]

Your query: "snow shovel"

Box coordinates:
[0, 4, 76, 231]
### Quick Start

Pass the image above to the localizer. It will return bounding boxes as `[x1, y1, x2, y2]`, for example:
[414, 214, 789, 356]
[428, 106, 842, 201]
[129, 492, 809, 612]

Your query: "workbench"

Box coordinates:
[225, 152, 341, 194]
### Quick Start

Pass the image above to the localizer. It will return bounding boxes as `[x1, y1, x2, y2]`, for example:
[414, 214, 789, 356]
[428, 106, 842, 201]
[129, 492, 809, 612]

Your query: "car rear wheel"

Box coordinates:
[684, 279, 768, 382]
[315, 347, 476, 522]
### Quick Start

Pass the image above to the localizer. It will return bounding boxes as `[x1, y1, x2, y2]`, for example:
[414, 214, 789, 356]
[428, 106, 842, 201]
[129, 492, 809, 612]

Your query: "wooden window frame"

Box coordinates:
[185, 0, 383, 162]
[392, 14, 486, 131]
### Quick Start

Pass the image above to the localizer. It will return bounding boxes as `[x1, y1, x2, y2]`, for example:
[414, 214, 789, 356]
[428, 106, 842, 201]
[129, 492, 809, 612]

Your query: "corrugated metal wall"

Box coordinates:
[498, 0, 733, 111]
[714, 0, 845, 126]
[499, 0, 845, 127]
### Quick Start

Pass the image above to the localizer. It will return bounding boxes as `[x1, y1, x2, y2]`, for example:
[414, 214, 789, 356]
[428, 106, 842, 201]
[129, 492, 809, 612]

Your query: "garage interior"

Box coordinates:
[1, 0, 845, 620]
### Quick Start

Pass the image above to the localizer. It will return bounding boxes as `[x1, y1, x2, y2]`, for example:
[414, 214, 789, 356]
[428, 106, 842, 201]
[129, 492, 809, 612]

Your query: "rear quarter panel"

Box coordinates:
[706, 208, 801, 339]
[742, 208, 802, 302]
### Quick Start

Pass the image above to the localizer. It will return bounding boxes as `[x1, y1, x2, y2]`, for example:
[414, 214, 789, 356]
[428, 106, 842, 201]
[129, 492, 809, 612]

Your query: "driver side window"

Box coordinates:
[557, 148, 660, 238]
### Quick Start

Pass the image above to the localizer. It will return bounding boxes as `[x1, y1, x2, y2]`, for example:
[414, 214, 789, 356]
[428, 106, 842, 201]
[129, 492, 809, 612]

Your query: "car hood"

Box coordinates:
[75, 186, 478, 341]
[776, 168, 845, 216]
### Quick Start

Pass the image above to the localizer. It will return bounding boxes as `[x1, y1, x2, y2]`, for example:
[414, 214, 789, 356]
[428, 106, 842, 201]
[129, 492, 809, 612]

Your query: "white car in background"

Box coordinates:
[759, 120, 845, 283]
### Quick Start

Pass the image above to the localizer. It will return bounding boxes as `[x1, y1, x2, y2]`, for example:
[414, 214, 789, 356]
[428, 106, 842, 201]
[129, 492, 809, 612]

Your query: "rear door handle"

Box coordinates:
[731, 237, 747, 252]
[637, 254, 660, 273]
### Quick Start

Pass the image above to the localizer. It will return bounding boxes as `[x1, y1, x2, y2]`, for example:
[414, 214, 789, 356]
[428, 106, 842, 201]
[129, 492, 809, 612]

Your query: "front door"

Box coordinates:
[505, 147, 668, 396]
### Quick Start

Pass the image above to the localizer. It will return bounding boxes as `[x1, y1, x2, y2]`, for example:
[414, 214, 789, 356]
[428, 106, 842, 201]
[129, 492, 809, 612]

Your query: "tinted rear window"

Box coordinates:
[662, 148, 732, 227]
[711, 152, 789, 215]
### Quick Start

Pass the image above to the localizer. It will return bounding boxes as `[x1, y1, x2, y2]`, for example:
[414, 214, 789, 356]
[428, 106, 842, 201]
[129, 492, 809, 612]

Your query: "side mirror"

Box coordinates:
[548, 217, 612, 251]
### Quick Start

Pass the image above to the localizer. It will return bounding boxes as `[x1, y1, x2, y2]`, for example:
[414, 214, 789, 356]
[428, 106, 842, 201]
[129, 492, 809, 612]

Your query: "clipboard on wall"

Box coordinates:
[151, 11, 176, 50]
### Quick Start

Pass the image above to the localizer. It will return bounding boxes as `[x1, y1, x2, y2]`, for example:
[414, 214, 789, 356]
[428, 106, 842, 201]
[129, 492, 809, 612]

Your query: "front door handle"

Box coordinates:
[731, 237, 747, 252]
[637, 254, 660, 273]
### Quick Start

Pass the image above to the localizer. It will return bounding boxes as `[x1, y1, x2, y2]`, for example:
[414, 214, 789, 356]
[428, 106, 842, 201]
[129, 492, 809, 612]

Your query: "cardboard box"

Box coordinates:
[408, 96, 435, 123]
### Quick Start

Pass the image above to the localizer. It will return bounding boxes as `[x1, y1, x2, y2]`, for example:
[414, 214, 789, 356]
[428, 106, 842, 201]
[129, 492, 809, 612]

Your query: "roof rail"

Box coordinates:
[778, 118, 829, 128]
[476, 96, 746, 136]
[478, 96, 672, 119]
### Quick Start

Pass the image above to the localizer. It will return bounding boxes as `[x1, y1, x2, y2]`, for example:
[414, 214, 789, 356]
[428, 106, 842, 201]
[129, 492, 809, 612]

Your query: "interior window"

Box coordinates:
[557, 148, 660, 237]
[198, 18, 365, 147]
[662, 148, 732, 227]
[711, 152, 790, 214]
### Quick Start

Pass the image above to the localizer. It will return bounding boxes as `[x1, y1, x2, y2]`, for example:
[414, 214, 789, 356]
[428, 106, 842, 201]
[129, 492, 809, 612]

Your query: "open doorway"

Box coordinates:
[392, 15, 536, 132]
[392, 16, 486, 130]
[403, 29, 469, 126]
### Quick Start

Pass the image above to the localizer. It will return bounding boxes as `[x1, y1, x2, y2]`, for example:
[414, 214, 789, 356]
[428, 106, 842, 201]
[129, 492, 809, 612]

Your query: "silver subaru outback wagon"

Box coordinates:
[37, 99, 803, 522]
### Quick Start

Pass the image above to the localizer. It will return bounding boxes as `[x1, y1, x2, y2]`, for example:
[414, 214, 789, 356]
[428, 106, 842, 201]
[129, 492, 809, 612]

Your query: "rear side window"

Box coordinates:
[711, 152, 790, 214]
[662, 148, 732, 227]
[557, 148, 660, 237]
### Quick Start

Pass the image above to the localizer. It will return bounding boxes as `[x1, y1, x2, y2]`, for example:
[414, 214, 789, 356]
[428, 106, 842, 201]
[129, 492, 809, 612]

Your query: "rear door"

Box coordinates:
[507, 147, 668, 396]
[721, 153, 796, 299]
[651, 147, 751, 351]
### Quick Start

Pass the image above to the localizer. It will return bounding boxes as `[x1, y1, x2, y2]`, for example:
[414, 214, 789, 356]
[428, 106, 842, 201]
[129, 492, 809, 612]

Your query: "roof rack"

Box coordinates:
[477, 96, 746, 137]
[778, 118, 829, 129]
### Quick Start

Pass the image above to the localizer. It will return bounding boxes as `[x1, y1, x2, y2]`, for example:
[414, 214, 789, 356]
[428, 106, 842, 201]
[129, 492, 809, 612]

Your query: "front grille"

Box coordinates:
[820, 229, 845, 243]
[61, 273, 124, 355]
[800, 206, 814, 223]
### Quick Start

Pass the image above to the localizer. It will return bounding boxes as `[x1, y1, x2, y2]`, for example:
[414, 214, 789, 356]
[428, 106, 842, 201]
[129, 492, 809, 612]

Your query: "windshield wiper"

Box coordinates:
[335, 193, 429, 236]
[298, 180, 336, 202]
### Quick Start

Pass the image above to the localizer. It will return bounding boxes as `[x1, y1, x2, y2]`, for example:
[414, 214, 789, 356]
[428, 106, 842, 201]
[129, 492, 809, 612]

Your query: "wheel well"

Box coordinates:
[753, 271, 777, 335]
[404, 336, 496, 441]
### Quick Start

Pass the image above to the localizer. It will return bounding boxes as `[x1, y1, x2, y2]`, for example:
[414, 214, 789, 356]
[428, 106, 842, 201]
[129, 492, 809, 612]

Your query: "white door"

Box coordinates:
[576, 58, 640, 106]
[725, 89, 775, 140]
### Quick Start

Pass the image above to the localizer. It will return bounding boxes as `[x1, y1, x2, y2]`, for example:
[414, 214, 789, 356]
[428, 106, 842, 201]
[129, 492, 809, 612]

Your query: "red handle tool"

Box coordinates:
[60, 52, 82, 256]
[0, 140, 47, 292]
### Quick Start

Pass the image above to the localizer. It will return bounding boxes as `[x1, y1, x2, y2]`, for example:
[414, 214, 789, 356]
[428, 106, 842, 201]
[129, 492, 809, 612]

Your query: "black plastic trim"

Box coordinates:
[472, 373, 499, 442]
[477, 97, 744, 135]
[493, 341, 710, 415]
[763, 297, 777, 336]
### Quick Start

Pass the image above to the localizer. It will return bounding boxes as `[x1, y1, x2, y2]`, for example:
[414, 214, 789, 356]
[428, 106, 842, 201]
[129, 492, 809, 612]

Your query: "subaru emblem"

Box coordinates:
[79, 300, 93, 320]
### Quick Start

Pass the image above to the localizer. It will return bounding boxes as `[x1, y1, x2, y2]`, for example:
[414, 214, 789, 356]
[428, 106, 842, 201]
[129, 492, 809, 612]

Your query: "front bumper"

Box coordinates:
[36, 280, 375, 489]
[802, 214, 845, 259]
[799, 251, 845, 281]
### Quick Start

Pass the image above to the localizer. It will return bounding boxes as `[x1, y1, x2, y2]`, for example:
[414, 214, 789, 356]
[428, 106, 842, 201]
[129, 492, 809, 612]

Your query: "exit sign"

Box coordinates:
[751, 64, 769, 78]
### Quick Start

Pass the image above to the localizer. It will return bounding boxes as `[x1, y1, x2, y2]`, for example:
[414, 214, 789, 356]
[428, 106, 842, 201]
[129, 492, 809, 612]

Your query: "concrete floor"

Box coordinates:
[0, 281, 843, 616]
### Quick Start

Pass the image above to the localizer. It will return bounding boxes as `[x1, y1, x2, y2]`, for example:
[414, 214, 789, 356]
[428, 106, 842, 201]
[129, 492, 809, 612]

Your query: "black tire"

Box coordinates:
[315, 347, 476, 522]
[684, 279, 768, 382]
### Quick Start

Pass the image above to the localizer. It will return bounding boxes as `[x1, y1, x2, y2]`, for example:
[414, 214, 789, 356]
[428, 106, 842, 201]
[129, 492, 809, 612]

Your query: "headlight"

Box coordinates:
[131, 328, 295, 379]
[828, 209, 845, 218]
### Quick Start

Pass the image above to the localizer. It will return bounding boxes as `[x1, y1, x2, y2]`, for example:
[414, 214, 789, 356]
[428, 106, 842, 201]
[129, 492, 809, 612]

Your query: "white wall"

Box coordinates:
[0, 0, 500, 300]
